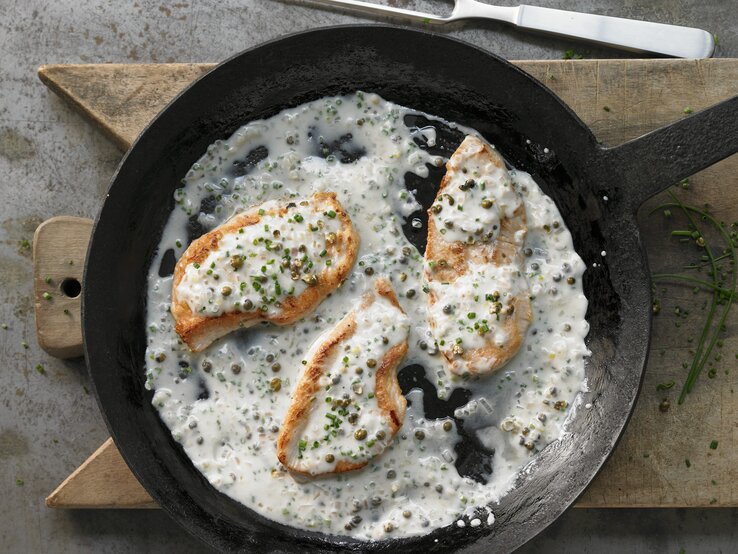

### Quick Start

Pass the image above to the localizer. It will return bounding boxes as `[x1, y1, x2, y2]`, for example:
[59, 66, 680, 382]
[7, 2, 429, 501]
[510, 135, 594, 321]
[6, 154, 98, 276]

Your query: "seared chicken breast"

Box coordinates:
[172, 192, 358, 352]
[276, 279, 409, 476]
[425, 135, 532, 376]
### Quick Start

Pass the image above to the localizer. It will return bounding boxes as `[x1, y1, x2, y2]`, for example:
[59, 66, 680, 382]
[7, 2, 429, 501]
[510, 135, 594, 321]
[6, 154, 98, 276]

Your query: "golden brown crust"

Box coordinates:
[425, 135, 532, 376]
[276, 279, 408, 476]
[171, 192, 358, 352]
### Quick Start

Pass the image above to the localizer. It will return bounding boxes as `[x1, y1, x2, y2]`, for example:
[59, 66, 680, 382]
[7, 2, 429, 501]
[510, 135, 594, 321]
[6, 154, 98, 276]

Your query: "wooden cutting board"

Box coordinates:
[37, 59, 738, 509]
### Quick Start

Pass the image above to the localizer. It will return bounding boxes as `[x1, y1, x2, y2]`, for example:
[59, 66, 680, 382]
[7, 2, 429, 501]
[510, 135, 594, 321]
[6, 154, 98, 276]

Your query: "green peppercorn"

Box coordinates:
[325, 454, 335, 463]
[566, 277, 576, 285]
[271, 363, 281, 372]
[354, 429, 367, 440]
[443, 421, 453, 432]
[231, 363, 241, 374]
[271, 378, 282, 392]
[415, 430, 425, 440]
[481, 199, 493, 209]
[302, 273, 319, 286]
[221, 286, 232, 297]
[366, 359, 377, 368]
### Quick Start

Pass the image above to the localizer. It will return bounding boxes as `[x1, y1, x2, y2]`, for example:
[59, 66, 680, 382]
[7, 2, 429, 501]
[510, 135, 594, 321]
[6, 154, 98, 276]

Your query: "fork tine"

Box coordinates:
[298, 0, 448, 24]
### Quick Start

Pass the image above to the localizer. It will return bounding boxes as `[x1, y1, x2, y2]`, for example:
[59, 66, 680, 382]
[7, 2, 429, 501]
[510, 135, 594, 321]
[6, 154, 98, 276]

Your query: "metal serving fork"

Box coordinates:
[297, 0, 714, 58]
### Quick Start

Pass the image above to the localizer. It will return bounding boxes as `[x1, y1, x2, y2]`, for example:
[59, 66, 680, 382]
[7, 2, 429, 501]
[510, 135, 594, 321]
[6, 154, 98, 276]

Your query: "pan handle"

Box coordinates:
[597, 94, 738, 208]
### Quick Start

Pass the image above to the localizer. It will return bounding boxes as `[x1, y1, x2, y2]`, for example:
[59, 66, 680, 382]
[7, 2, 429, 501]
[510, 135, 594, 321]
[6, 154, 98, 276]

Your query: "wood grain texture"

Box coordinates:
[38, 63, 212, 150]
[46, 438, 157, 509]
[39, 60, 738, 509]
[32, 216, 92, 358]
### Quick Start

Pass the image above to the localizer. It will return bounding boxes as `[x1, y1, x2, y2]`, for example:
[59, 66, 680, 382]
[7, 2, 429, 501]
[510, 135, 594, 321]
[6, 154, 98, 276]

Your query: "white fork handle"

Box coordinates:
[510, 4, 714, 58]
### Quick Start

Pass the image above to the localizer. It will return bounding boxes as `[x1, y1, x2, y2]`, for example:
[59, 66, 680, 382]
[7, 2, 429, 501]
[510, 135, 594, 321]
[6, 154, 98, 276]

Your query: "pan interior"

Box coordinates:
[83, 26, 649, 553]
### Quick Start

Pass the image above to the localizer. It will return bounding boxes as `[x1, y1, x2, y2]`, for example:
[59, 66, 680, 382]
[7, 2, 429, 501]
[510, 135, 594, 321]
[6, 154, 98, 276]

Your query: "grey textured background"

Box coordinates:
[1, 1, 737, 552]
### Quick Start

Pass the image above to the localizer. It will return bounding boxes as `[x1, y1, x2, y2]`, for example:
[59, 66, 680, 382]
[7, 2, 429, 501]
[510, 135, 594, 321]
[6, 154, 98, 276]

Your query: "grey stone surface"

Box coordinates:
[0, 1, 736, 552]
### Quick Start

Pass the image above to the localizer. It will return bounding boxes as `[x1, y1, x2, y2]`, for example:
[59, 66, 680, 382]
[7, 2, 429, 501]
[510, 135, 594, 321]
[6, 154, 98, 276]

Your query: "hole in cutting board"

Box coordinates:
[61, 278, 82, 298]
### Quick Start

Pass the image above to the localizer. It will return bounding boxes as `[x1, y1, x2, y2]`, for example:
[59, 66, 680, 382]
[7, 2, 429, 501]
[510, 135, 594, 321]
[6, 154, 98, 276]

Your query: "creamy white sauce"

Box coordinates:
[429, 146, 521, 245]
[427, 262, 529, 352]
[176, 197, 343, 317]
[144, 92, 590, 540]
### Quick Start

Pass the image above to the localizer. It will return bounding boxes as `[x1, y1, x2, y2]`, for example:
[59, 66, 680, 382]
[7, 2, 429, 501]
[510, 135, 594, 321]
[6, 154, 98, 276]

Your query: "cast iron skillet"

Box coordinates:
[83, 26, 738, 553]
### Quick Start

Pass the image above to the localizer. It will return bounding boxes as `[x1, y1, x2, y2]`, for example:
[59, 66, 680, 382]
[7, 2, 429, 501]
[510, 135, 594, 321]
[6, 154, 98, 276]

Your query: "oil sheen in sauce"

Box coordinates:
[144, 92, 590, 540]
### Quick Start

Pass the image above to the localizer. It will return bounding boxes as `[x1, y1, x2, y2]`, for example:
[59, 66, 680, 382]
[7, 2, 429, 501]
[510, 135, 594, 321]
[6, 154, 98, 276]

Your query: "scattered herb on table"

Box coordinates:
[35, 364, 45, 375]
[710, 440, 719, 450]
[563, 49, 585, 60]
[650, 185, 737, 404]
[15, 479, 24, 486]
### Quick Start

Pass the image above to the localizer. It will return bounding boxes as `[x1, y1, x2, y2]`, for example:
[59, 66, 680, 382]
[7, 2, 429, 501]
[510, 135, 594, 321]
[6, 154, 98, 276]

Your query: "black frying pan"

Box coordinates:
[82, 26, 738, 553]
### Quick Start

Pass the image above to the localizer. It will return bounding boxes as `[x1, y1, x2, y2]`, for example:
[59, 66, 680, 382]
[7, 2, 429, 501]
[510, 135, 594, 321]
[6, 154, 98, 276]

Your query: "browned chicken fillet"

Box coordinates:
[276, 279, 409, 476]
[172, 192, 358, 352]
[425, 135, 532, 376]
